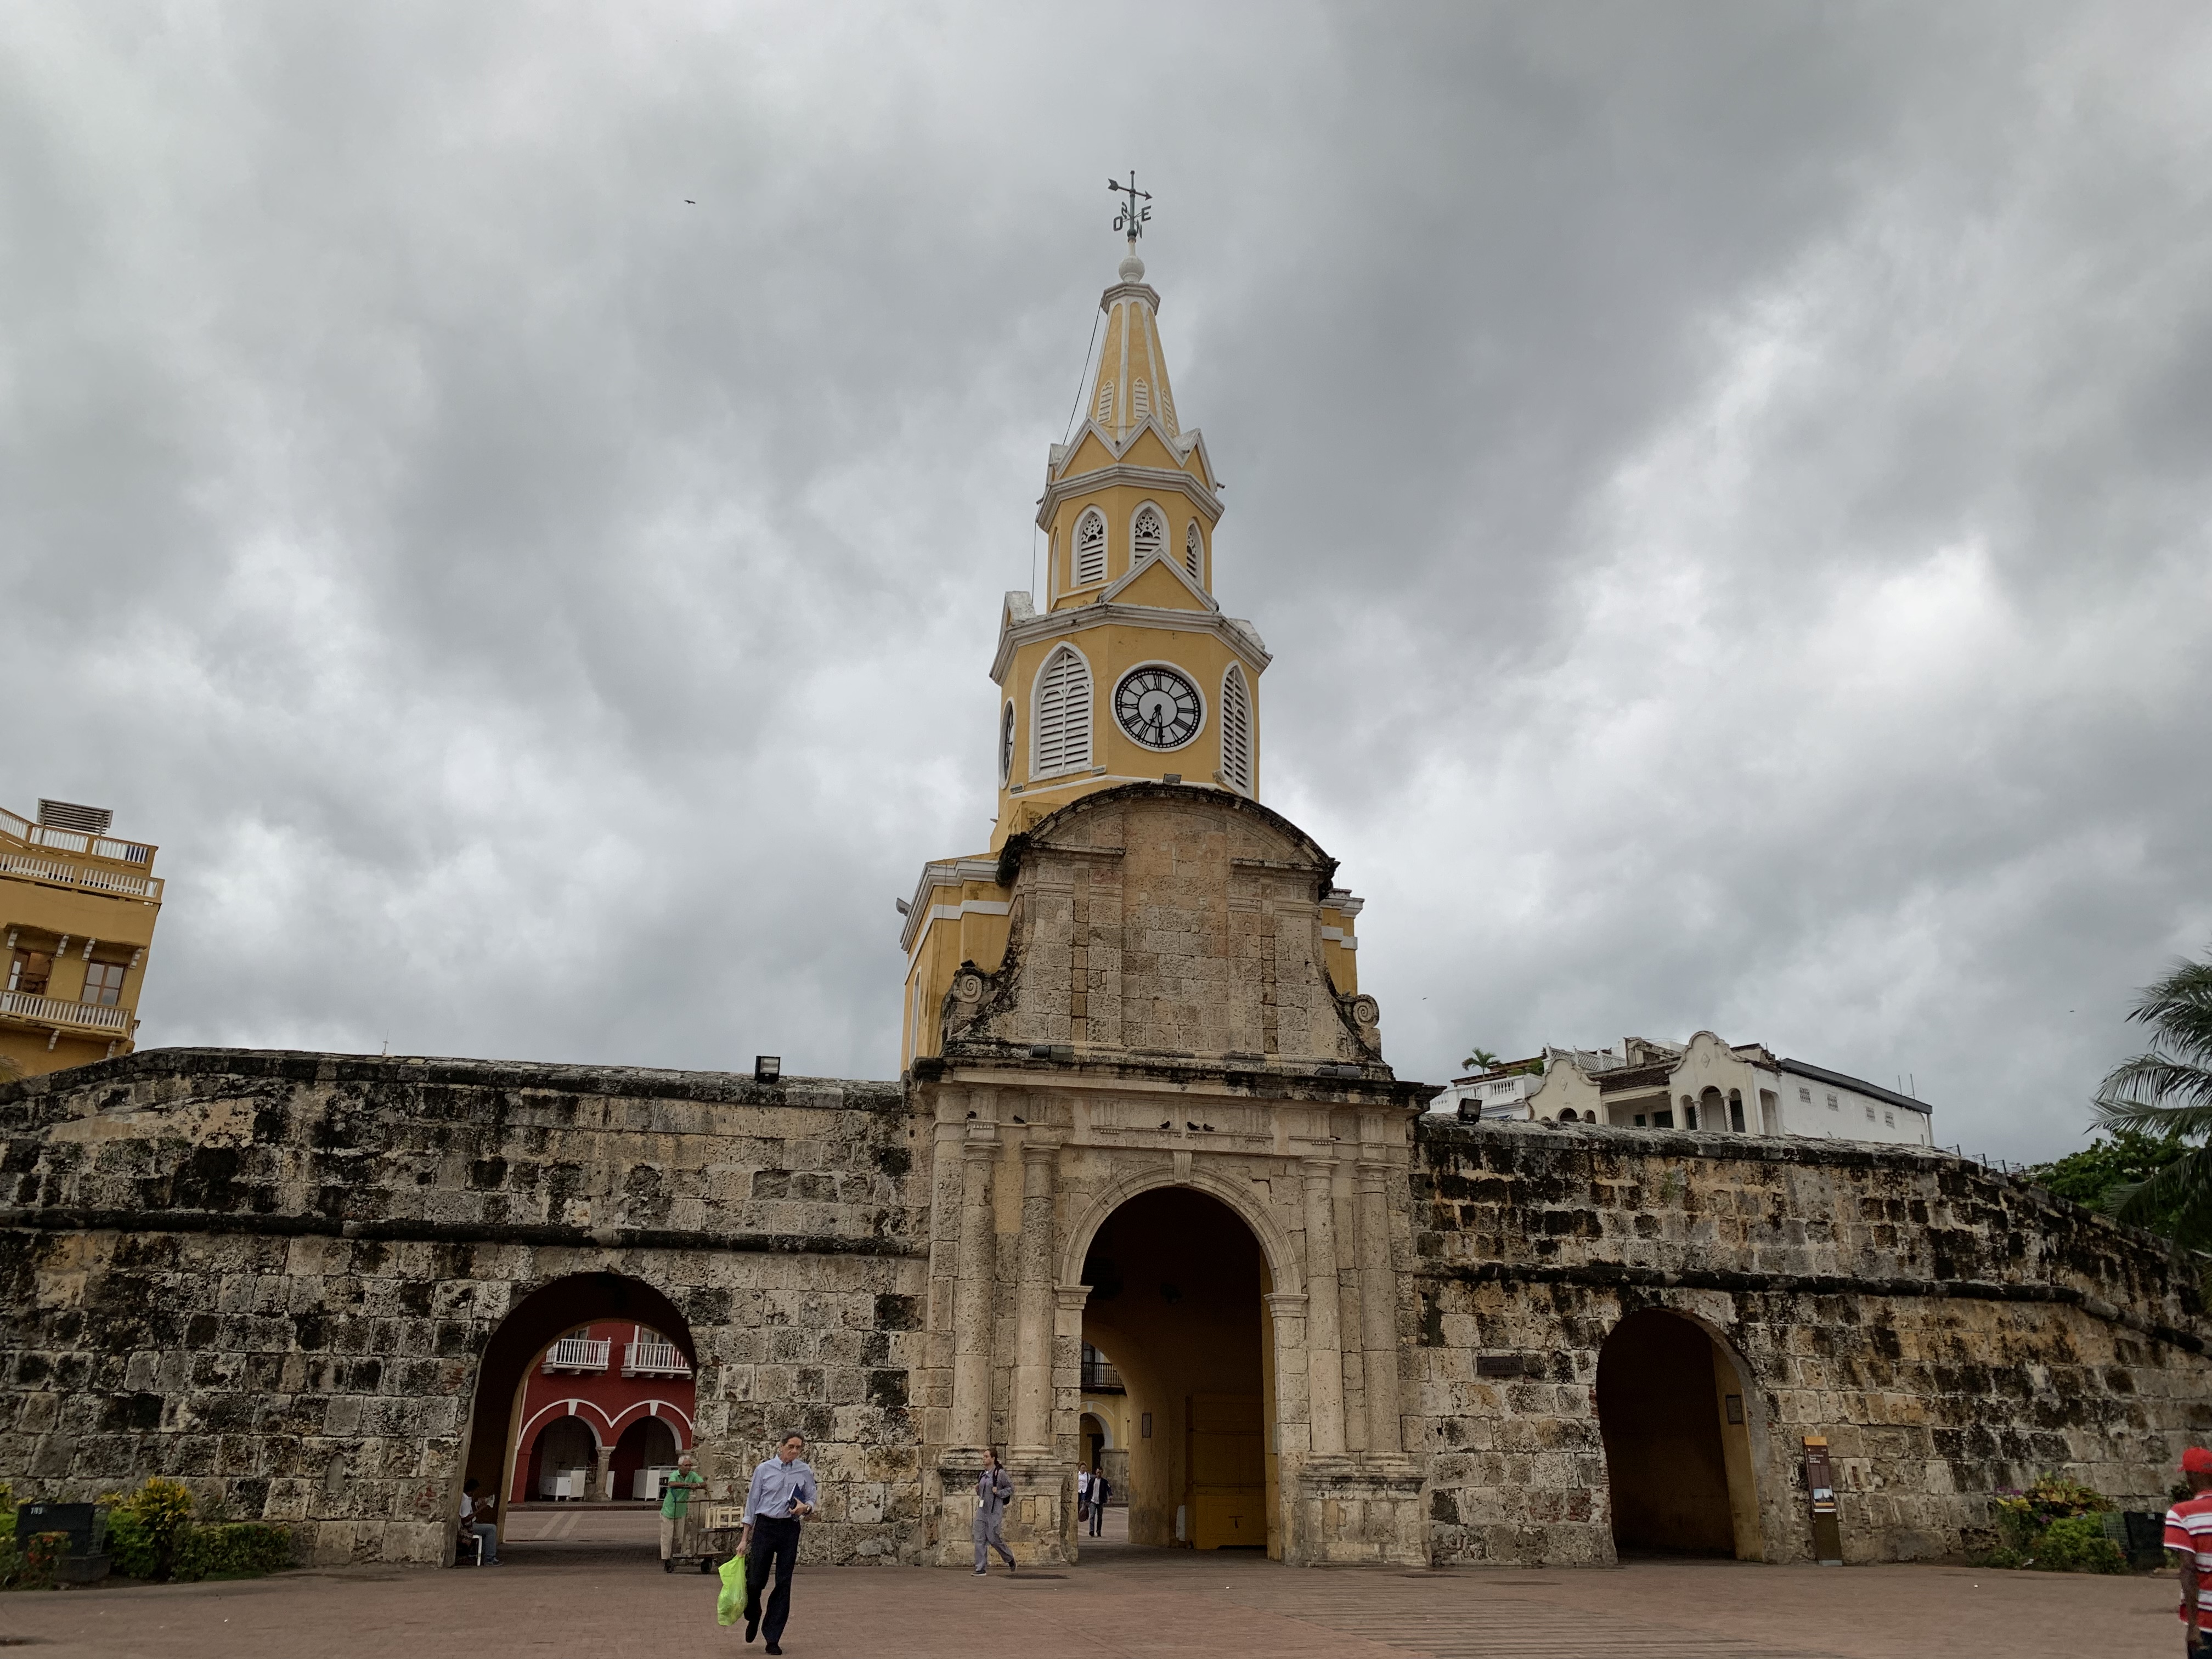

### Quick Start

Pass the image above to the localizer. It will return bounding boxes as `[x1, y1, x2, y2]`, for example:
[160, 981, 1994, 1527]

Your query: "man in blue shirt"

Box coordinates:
[739, 1431, 817, 1654]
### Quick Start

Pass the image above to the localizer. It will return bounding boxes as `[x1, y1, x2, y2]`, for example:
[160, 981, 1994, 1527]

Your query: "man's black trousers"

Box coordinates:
[744, 1517, 800, 1643]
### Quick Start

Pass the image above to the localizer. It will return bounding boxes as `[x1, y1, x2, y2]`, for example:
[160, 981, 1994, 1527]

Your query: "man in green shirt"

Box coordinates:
[659, 1452, 707, 1562]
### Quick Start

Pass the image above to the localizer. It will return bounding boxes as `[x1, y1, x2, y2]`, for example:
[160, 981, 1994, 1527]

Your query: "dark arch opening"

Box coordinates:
[1079, 1187, 1272, 1555]
[1595, 1309, 1760, 1560]
[461, 1274, 697, 1559]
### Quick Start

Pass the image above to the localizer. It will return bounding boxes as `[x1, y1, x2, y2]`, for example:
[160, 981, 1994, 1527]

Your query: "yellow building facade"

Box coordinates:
[0, 801, 163, 1079]
[900, 247, 1364, 1066]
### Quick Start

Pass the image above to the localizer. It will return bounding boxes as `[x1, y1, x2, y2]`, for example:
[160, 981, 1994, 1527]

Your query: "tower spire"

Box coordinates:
[1085, 176, 1174, 440]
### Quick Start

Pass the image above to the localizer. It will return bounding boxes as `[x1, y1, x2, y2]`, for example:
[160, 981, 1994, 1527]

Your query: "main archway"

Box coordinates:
[1077, 1187, 1273, 1555]
[1595, 1308, 1763, 1560]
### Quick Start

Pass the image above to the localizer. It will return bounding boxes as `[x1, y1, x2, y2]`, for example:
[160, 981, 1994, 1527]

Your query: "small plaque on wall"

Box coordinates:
[1141, 1412, 1153, 1438]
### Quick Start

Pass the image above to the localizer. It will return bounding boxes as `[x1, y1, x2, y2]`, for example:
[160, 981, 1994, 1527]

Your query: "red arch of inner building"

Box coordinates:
[506, 1317, 698, 1505]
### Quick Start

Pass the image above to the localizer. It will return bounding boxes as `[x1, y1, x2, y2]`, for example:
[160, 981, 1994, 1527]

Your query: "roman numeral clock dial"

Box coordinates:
[1114, 665, 1203, 750]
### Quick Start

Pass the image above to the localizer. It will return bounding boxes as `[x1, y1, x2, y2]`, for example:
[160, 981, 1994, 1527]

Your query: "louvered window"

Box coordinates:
[1132, 379, 1149, 419]
[1220, 666, 1252, 793]
[1032, 646, 1093, 776]
[1095, 381, 1114, 424]
[1184, 522, 1203, 580]
[1132, 505, 1164, 566]
[1073, 509, 1107, 586]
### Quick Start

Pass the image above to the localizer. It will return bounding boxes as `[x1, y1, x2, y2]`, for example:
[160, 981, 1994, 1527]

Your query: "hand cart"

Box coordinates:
[663, 1499, 745, 1574]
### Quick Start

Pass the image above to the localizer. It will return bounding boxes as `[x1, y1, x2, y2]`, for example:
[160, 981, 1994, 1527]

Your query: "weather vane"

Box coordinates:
[1109, 171, 1152, 249]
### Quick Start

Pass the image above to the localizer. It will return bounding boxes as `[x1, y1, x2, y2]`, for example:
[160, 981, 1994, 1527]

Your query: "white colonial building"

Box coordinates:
[1430, 1031, 1933, 1149]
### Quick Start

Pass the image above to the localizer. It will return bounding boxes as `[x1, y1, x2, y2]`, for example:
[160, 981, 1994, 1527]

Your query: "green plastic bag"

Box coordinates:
[716, 1550, 747, 1627]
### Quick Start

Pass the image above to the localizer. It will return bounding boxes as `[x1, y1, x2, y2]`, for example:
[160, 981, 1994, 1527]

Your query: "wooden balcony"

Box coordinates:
[622, 1340, 691, 1378]
[542, 1338, 610, 1373]
[0, 990, 132, 1036]
[0, 808, 162, 901]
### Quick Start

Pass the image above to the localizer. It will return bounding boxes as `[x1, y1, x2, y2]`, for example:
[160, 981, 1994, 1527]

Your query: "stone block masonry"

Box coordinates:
[0, 1049, 930, 1566]
[1409, 1116, 2212, 1565]
[4, 1047, 2210, 1570]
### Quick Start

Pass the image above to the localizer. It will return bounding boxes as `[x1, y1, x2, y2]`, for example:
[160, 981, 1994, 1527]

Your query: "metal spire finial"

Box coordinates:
[1108, 171, 1152, 250]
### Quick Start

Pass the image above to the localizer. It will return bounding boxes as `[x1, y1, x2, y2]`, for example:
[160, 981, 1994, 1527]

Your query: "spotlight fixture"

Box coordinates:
[754, 1055, 782, 1083]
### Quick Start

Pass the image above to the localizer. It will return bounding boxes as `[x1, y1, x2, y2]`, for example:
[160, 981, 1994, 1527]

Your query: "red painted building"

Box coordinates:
[506, 1320, 696, 1505]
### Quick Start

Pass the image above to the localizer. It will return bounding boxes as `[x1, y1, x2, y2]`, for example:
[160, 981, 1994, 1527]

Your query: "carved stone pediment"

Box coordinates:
[941, 784, 1382, 1071]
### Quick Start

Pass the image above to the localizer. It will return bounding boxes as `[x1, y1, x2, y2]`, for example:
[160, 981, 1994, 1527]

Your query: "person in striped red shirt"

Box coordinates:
[2164, 1447, 2212, 1654]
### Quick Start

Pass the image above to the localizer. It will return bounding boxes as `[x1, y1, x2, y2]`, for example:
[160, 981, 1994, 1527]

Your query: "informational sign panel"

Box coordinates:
[1803, 1435, 1843, 1565]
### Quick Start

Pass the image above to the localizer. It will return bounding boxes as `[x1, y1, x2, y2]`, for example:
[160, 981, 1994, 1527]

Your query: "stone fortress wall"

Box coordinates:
[2, 1046, 2208, 1567]
[1410, 1116, 2212, 1564]
[0, 1050, 926, 1566]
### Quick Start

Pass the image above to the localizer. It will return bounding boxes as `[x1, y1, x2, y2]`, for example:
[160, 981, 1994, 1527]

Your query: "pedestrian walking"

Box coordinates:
[1087, 1468, 1109, 1538]
[973, 1447, 1015, 1574]
[2167, 1446, 2212, 1656]
[738, 1431, 817, 1655]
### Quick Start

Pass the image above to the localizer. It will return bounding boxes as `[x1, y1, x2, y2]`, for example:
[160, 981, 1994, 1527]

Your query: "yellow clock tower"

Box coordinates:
[899, 212, 1364, 1066]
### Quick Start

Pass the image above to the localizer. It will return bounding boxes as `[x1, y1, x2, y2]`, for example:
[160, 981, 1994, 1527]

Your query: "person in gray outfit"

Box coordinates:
[973, 1447, 1015, 1574]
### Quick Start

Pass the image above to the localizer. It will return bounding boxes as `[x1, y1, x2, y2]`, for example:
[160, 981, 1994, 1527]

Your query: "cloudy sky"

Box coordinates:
[5, 3, 2208, 1159]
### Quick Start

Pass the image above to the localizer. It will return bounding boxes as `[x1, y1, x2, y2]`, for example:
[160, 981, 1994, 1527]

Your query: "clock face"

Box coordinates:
[1114, 664, 1203, 750]
[998, 702, 1015, 784]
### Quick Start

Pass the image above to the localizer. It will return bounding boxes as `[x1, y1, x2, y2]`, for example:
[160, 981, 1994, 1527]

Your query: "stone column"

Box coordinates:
[949, 1132, 998, 1452]
[594, 1443, 616, 1502]
[1300, 1159, 1347, 1457]
[1012, 1142, 1056, 1457]
[1355, 1159, 1402, 1456]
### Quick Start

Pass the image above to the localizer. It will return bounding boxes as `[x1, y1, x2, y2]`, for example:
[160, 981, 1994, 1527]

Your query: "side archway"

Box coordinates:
[1595, 1307, 1764, 1560]
[462, 1273, 698, 1548]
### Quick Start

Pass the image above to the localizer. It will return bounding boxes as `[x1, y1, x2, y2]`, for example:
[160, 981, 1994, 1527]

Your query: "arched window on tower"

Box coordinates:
[1184, 522, 1203, 581]
[1032, 645, 1093, 777]
[1132, 379, 1150, 420]
[1073, 509, 1107, 586]
[1095, 381, 1114, 425]
[1131, 505, 1164, 567]
[1220, 665, 1252, 794]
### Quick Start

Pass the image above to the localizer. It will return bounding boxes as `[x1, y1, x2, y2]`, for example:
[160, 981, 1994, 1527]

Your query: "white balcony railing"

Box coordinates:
[623, 1341, 691, 1378]
[0, 850, 163, 902]
[0, 808, 156, 867]
[0, 990, 132, 1034]
[543, 1338, 611, 1372]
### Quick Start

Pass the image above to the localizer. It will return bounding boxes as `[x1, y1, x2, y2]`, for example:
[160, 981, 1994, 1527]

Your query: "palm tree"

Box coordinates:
[2091, 952, 2212, 1250]
[1462, 1046, 1500, 1071]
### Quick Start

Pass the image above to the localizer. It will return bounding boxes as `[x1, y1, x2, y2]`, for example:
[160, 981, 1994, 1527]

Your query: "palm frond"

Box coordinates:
[2126, 958, 2212, 1064]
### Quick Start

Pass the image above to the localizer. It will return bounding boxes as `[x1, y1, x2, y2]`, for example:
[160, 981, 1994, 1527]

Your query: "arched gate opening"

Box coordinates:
[1596, 1308, 1763, 1560]
[462, 1273, 698, 1565]
[1079, 1187, 1273, 1554]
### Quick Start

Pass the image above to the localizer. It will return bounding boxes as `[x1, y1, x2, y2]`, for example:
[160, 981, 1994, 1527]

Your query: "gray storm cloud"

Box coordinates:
[3, 2, 2207, 1159]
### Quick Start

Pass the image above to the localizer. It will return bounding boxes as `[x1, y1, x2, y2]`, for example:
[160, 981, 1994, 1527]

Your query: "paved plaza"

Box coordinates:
[0, 1523, 2183, 1659]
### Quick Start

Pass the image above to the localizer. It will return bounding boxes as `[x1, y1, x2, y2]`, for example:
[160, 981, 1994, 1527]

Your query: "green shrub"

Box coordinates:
[172, 1522, 293, 1582]
[98, 1478, 196, 1581]
[94, 1481, 291, 1583]
[2036, 1514, 2129, 1575]
[104, 1511, 161, 1580]
[1988, 1475, 2128, 1573]
[2, 1532, 70, 1592]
